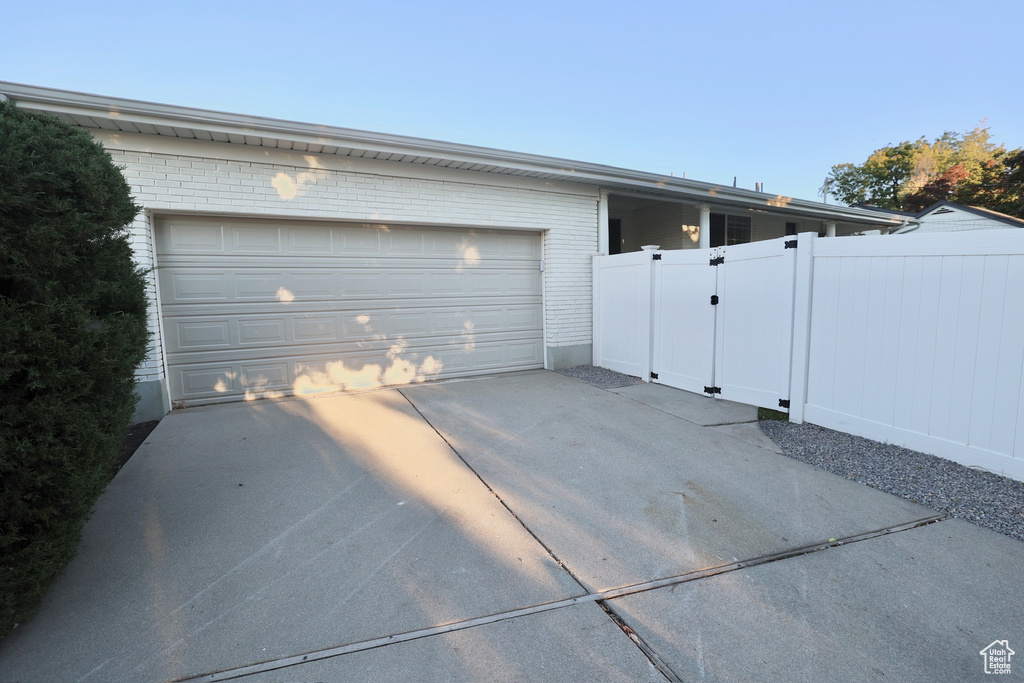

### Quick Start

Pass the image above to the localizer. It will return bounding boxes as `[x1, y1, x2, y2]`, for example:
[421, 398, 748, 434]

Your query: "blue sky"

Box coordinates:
[5, 0, 1023, 202]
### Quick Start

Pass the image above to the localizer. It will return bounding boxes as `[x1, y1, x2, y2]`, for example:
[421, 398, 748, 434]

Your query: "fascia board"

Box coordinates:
[1, 81, 900, 227]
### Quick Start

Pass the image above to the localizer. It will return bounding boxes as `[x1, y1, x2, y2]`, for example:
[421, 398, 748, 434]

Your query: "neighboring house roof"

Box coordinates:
[856, 201, 1024, 233]
[0, 81, 899, 229]
[851, 203, 919, 218]
[919, 201, 1024, 228]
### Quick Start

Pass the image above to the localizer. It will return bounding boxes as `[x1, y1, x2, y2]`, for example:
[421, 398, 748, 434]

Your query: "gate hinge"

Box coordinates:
[710, 294, 719, 305]
[704, 386, 722, 395]
[650, 372, 659, 380]
[709, 255, 725, 266]
[778, 399, 790, 409]
[652, 253, 662, 260]
[784, 240, 797, 249]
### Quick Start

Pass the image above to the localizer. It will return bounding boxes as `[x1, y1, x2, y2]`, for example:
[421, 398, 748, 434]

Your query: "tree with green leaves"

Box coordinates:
[0, 101, 149, 636]
[821, 125, 1024, 218]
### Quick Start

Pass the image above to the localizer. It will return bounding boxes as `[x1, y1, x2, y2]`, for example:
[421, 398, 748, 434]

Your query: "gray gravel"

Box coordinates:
[557, 364, 643, 389]
[760, 420, 1024, 543]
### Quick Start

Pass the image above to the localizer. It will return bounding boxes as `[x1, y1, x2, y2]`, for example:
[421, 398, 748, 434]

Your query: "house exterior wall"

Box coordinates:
[94, 132, 599, 420]
[915, 205, 1018, 232]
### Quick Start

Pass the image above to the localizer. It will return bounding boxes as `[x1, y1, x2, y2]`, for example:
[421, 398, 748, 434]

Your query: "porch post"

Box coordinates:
[598, 189, 610, 255]
[699, 204, 711, 249]
[825, 221, 836, 237]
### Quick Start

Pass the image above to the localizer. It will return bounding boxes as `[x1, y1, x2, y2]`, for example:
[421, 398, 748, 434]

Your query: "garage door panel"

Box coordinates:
[387, 230, 426, 254]
[508, 272, 541, 293]
[291, 274, 335, 297]
[468, 272, 503, 293]
[508, 341, 544, 363]
[171, 337, 543, 403]
[508, 306, 542, 329]
[161, 222, 226, 252]
[159, 221, 544, 261]
[179, 365, 238, 396]
[387, 273, 427, 296]
[341, 273, 385, 298]
[165, 273, 229, 301]
[160, 296, 542, 322]
[235, 274, 290, 299]
[293, 317, 336, 342]
[237, 319, 288, 345]
[288, 227, 333, 252]
[430, 272, 468, 295]
[503, 233, 541, 258]
[341, 313, 379, 337]
[158, 218, 543, 404]
[390, 312, 430, 335]
[232, 225, 282, 252]
[239, 363, 289, 390]
[166, 327, 542, 365]
[176, 321, 232, 349]
[339, 229, 381, 253]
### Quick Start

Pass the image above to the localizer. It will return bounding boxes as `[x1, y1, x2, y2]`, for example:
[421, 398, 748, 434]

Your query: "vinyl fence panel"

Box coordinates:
[803, 231, 1024, 481]
[651, 248, 718, 394]
[592, 251, 653, 378]
[714, 237, 797, 410]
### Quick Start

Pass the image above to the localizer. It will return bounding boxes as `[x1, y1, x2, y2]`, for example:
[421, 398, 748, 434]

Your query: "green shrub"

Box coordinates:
[0, 100, 149, 636]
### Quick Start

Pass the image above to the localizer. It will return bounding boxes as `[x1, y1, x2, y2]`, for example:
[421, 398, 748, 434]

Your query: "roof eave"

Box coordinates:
[1, 81, 900, 227]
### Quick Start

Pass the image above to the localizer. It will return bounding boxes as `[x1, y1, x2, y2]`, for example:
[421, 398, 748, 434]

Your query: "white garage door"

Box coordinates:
[156, 217, 544, 405]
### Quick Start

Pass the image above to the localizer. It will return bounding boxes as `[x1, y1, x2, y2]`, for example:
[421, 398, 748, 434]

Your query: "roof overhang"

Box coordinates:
[0, 81, 901, 228]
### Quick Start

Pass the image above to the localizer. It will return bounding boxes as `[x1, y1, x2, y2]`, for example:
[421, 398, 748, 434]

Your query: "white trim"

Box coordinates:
[698, 204, 711, 250]
[815, 228, 1024, 257]
[590, 253, 600, 368]
[145, 208, 550, 236]
[542, 230, 550, 370]
[146, 210, 173, 411]
[597, 189, 610, 255]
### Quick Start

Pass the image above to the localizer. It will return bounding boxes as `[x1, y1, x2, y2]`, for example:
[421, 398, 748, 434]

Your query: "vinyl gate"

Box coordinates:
[593, 230, 1024, 482]
[594, 237, 798, 411]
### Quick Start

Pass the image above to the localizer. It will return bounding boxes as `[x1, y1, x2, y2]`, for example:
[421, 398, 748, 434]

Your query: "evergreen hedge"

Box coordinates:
[0, 100, 149, 636]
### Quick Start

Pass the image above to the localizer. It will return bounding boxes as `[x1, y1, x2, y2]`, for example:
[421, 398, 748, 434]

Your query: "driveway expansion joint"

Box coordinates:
[174, 515, 947, 682]
[397, 388, 592, 591]
[599, 602, 682, 682]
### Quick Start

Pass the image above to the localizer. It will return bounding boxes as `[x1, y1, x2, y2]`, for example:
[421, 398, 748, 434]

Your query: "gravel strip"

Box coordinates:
[557, 364, 643, 389]
[760, 420, 1024, 543]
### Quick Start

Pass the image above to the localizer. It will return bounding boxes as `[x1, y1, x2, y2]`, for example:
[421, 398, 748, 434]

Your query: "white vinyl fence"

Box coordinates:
[593, 230, 1024, 482]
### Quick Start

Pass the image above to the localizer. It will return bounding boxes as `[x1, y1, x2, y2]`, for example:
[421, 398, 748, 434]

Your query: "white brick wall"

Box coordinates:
[102, 137, 598, 382]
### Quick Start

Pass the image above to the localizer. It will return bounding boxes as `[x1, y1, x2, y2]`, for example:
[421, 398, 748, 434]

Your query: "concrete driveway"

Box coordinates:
[1, 370, 1021, 682]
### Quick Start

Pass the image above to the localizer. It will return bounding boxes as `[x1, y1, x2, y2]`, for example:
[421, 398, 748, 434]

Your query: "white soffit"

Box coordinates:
[0, 81, 900, 227]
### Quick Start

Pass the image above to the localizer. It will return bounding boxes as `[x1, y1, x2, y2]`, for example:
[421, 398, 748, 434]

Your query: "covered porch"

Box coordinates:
[599, 190, 893, 254]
